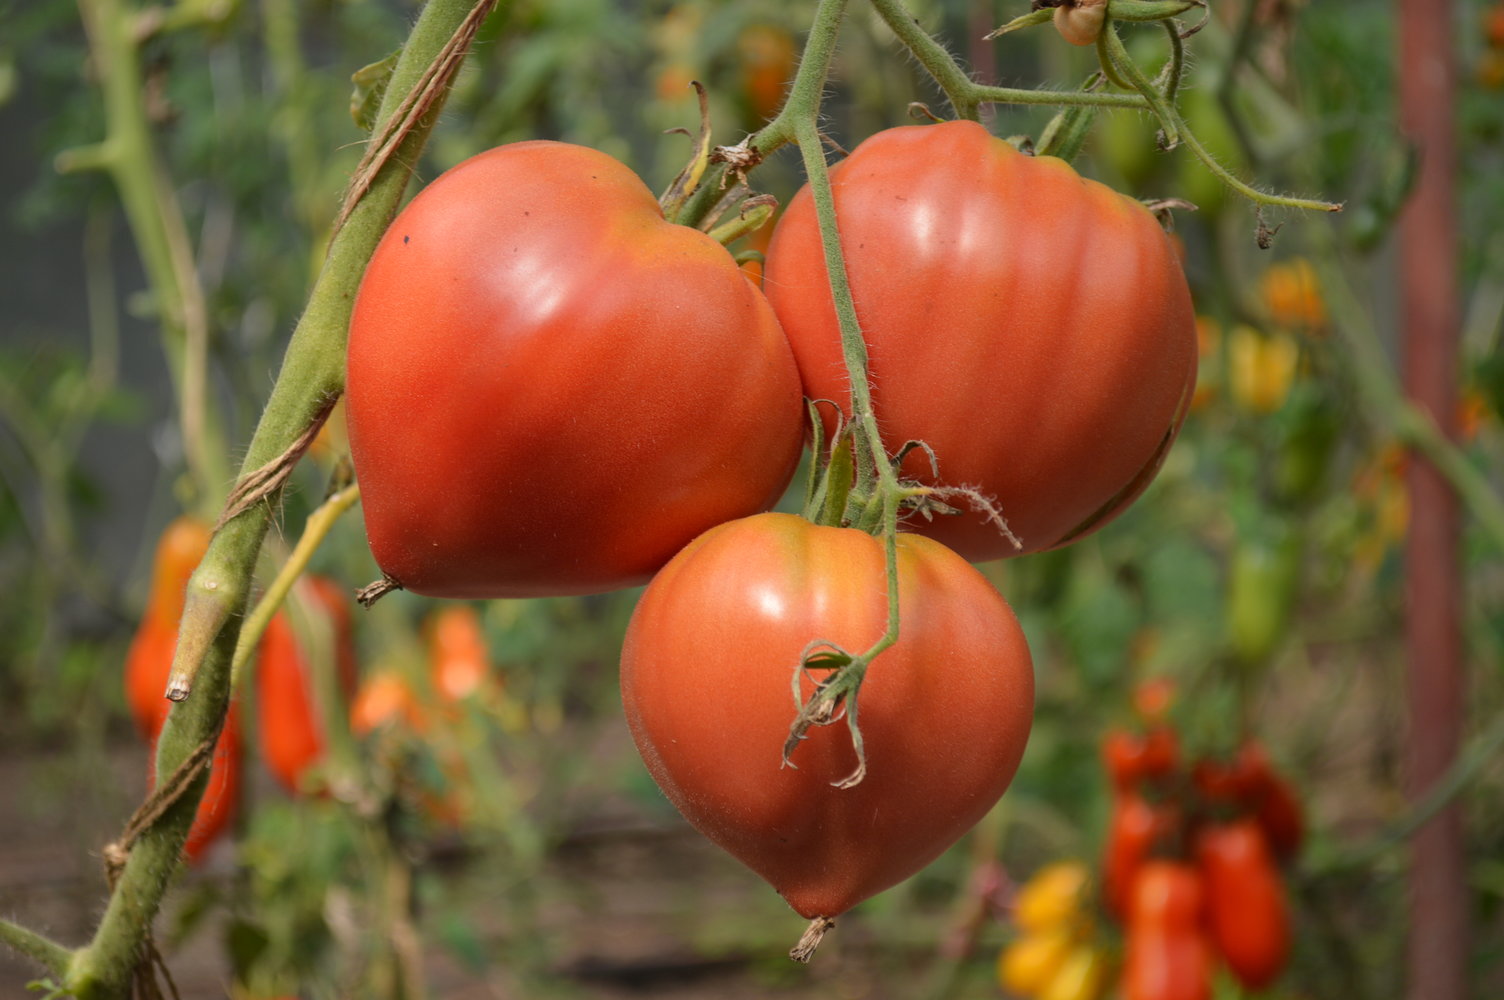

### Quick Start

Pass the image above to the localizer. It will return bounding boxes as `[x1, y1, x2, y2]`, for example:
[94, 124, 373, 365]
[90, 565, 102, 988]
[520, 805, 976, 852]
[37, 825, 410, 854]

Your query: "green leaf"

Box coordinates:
[350, 50, 400, 132]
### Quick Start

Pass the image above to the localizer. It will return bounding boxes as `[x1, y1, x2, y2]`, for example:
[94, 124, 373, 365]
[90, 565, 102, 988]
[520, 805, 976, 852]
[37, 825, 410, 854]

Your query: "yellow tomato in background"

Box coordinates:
[999, 927, 1076, 996]
[1015, 861, 1091, 932]
[1260, 258, 1327, 331]
[1229, 325, 1299, 415]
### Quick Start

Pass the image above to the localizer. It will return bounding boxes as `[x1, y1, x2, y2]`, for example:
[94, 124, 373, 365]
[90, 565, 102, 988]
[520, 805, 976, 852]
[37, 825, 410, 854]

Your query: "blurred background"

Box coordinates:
[1, 0, 1503, 996]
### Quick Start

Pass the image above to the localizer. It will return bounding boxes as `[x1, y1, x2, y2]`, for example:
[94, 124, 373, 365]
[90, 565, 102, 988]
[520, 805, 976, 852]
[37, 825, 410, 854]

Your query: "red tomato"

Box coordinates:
[1123, 862, 1214, 1000]
[125, 517, 213, 738]
[763, 121, 1196, 562]
[1235, 743, 1304, 860]
[1103, 791, 1180, 921]
[145, 706, 242, 864]
[347, 142, 805, 598]
[257, 576, 358, 794]
[1194, 819, 1291, 990]
[620, 513, 1034, 920]
[1102, 726, 1179, 790]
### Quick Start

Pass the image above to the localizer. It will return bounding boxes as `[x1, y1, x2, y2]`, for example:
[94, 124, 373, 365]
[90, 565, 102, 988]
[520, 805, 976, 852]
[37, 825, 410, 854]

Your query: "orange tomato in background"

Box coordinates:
[1103, 792, 1180, 921]
[145, 709, 242, 864]
[426, 604, 492, 703]
[257, 576, 358, 794]
[736, 23, 795, 123]
[124, 517, 213, 737]
[124, 517, 240, 863]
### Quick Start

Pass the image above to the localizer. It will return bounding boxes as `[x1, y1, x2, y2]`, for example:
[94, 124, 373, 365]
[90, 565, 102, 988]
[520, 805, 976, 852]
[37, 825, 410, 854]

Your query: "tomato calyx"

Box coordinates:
[783, 640, 869, 788]
[802, 405, 1019, 549]
[659, 81, 715, 222]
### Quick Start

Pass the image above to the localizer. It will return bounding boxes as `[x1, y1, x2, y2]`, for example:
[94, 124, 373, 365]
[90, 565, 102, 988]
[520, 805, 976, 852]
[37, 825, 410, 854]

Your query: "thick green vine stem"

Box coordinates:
[48, 3, 497, 997]
[868, 0, 981, 120]
[0, 919, 72, 980]
[63, 0, 230, 514]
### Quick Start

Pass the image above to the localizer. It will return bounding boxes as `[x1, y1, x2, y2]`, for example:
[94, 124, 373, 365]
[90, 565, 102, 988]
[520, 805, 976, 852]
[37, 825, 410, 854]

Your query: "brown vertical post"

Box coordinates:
[1398, 1, 1467, 999]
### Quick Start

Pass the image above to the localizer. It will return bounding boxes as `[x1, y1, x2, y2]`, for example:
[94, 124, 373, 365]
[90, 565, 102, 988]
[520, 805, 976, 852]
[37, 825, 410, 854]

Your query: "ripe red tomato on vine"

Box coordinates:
[346, 141, 805, 599]
[763, 120, 1197, 562]
[620, 512, 1034, 927]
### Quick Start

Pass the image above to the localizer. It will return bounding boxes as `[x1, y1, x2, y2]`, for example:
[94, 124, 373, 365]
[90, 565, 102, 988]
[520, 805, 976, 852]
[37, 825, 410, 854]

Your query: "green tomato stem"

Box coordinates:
[61, 4, 494, 996]
[0, 918, 73, 980]
[228, 483, 362, 692]
[68, 0, 229, 515]
[869, 0, 981, 120]
[1099, 23, 1179, 147]
[1161, 17, 1186, 105]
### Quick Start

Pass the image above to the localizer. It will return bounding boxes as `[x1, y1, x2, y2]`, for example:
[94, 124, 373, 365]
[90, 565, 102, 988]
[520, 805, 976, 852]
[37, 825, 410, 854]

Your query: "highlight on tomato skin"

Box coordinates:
[763, 120, 1197, 563]
[619, 512, 1034, 924]
[345, 140, 806, 600]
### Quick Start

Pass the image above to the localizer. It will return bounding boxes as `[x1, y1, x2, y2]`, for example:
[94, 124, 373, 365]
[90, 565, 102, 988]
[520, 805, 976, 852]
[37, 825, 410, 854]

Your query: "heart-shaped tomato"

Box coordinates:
[347, 141, 804, 598]
[764, 121, 1196, 561]
[620, 513, 1034, 920]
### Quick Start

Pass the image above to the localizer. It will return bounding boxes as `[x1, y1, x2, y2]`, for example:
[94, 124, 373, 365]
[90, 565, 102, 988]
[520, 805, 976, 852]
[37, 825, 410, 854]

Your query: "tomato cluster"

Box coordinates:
[343, 116, 1196, 949]
[1101, 723, 1301, 997]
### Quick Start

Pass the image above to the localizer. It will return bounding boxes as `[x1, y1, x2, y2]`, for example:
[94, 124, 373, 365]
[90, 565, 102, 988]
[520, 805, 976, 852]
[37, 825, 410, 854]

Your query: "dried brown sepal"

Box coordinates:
[1143, 196, 1199, 230]
[659, 81, 714, 219]
[908, 101, 944, 123]
[356, 573, 404, 608]
[710, 139, 766, 191]
[1256, 208, 1285, 249]
[790, 917, 837, 963]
